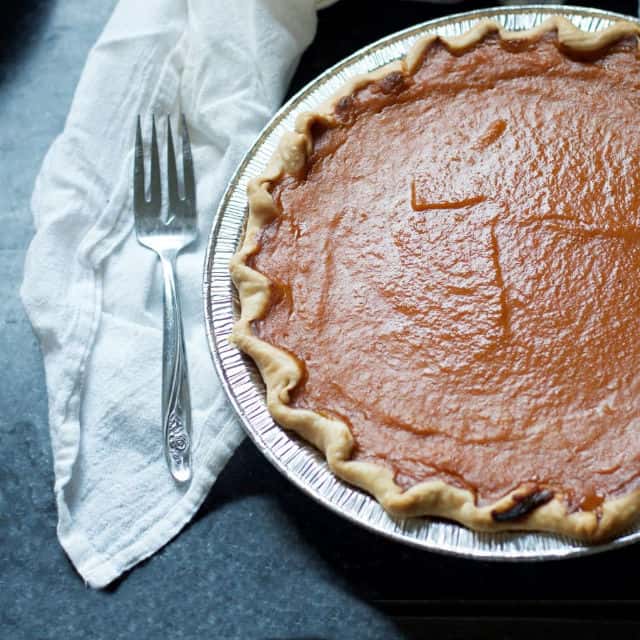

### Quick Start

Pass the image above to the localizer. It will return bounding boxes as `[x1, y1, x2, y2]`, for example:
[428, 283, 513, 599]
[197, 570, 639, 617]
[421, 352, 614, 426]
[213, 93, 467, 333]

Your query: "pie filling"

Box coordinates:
[249, 32, 640, 511]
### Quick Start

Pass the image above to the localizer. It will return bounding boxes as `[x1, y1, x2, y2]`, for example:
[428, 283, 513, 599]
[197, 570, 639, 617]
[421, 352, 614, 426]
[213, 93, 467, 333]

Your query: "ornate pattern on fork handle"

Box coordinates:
[167, 411, 189, 459]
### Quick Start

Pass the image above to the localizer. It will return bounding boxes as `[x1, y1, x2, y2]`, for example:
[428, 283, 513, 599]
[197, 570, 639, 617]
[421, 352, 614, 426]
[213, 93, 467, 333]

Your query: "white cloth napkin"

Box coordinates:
[21, 0, 320, 589]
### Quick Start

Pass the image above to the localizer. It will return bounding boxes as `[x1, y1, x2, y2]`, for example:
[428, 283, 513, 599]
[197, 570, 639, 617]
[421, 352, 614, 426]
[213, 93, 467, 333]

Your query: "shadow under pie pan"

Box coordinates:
[203, 4, 640, 560]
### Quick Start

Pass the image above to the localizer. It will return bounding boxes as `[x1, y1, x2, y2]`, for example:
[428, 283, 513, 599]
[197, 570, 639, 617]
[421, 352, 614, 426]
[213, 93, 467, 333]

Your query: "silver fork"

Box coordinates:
[134, 115, 197, 483]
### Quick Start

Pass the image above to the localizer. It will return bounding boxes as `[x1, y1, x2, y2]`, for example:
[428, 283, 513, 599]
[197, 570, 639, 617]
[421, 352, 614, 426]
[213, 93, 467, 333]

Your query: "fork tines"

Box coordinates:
[134, 115, 196, 219]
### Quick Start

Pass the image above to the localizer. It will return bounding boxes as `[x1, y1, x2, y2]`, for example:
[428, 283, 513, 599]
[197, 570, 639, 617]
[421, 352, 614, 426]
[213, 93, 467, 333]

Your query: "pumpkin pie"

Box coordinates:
[230, 17, 640, 541]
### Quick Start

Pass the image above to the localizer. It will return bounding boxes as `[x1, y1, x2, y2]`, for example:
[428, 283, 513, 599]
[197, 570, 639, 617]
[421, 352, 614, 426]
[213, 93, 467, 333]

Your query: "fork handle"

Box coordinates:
[160, 252, 192, 483]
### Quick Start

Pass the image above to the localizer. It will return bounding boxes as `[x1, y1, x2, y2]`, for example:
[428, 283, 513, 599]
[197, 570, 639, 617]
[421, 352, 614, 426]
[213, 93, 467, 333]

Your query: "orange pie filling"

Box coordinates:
[249, 32, 640, 516]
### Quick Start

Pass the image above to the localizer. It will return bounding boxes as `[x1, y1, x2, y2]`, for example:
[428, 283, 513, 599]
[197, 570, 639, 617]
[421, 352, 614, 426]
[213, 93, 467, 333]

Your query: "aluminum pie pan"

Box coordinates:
[203, 5, 640, 560]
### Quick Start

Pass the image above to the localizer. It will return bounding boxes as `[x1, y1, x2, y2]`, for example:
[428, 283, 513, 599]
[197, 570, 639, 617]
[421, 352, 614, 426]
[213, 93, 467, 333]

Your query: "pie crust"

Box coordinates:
[230, 17, 640, 542]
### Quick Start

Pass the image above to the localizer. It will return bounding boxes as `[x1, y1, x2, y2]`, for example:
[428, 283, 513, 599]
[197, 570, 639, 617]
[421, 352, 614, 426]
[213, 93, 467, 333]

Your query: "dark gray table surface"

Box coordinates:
[3, 1, 640, 638]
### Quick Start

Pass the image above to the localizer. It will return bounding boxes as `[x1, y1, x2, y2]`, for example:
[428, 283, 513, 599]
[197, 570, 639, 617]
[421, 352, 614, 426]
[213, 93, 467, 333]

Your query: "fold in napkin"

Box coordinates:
[21, 0, 320, 589]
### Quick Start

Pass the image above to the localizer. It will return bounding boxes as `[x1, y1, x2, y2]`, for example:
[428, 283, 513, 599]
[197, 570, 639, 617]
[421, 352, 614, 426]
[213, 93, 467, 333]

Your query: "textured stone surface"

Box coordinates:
[3, 1, 640, 639]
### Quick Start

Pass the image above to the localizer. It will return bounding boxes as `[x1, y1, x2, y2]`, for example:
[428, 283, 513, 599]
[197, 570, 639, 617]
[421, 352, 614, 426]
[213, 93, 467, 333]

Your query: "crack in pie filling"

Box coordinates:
[230, 17, 640, 541]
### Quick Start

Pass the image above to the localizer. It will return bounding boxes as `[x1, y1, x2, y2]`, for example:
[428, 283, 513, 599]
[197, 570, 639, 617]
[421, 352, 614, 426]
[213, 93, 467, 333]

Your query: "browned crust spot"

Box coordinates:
[229, 16, 640, 542]
[492, 489, 555, 523]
